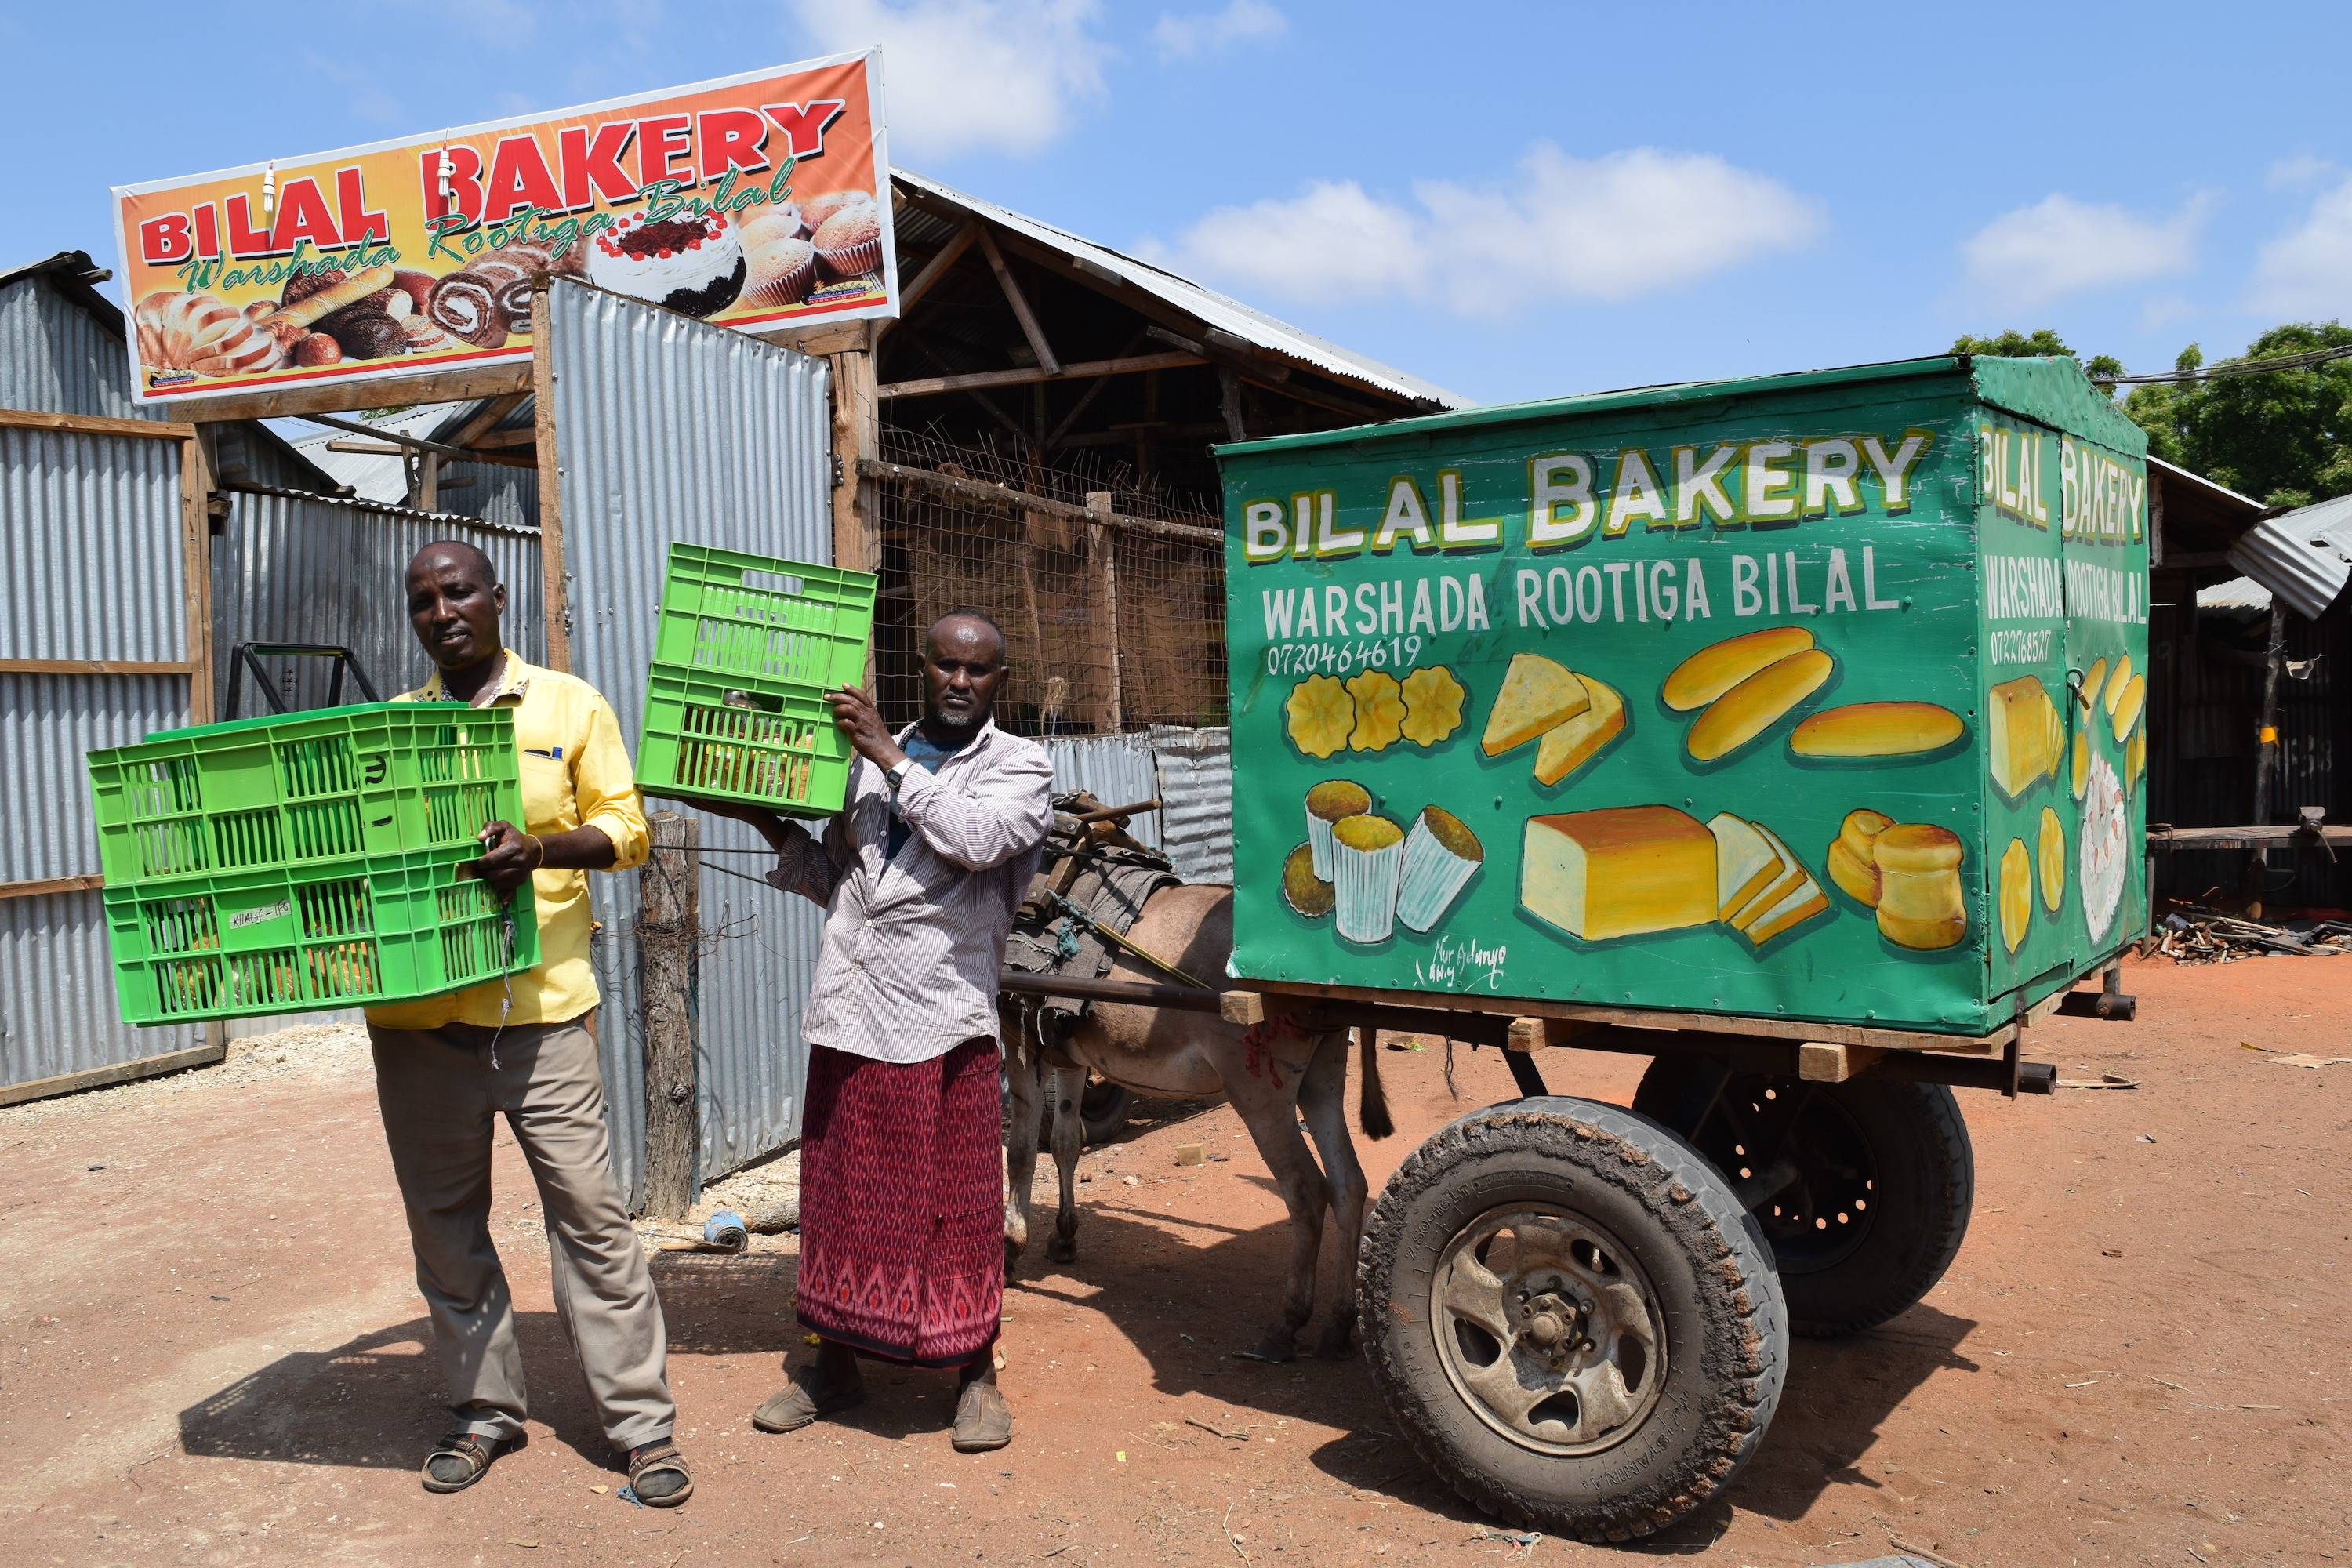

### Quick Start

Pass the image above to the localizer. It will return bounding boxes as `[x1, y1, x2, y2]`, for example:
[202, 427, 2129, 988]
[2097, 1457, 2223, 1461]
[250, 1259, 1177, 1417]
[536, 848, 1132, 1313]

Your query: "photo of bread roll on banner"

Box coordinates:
[1685, 648, 1834, 761]
[1790, 702, 1964, 758]
[258, 265, 395, 337]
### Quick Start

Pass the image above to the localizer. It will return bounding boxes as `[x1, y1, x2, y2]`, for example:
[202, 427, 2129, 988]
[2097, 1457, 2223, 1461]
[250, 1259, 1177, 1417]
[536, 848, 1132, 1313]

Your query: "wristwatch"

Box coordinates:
[883, 761, 910, 793]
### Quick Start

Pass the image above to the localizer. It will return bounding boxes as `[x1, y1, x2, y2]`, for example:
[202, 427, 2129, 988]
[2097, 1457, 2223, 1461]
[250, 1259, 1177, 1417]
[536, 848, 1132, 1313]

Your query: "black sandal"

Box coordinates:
[628, 1439, 693, 1508]
[421, 1431, 514, 1494]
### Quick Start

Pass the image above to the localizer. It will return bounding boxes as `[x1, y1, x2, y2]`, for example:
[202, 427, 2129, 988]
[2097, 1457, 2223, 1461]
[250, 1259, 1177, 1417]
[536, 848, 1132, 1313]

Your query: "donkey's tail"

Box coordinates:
[1357, 1025, 1395, 1141]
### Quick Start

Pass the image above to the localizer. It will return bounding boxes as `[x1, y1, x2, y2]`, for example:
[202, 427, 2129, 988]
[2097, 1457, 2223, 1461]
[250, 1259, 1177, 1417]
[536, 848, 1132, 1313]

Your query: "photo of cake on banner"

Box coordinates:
[110, 49, 899, 405]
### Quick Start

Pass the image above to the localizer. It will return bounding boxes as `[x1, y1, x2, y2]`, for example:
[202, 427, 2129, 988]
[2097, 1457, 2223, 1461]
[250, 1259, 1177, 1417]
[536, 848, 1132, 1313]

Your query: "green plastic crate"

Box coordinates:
[88, 704, 525, 891]
[102, 844, 539, 1025]
[637, 544, 877, 815]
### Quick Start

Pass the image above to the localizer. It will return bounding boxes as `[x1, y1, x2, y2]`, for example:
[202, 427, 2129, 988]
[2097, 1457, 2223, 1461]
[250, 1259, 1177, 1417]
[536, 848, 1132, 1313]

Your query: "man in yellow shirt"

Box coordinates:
[366, 541, 691, 1507]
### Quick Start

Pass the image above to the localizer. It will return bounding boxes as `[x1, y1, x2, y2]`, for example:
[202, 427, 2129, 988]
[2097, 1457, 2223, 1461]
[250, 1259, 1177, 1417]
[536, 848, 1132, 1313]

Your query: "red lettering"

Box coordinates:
[697, 109, 770, 180]
[270, 177, 343, 252]
[194, 202, 219, 259]
[638, 115, 692, 183]
[138, 213, 191, 265]
[225, 194, 275, 256]
[761, 100, 847, 158]
[560, 123, 639, 209]
[335, 167, 387, 244]
[420, 145, 484, 225]
[484, 134, 564, 224]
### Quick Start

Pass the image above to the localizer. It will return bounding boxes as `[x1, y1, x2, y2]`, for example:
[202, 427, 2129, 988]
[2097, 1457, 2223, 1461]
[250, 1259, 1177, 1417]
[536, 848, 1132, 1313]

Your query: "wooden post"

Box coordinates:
[1085, 491, 1123, 732]
[827, 326, 881, 695]
[638, 811, 700, 1219]
[2242, 606, 2289, 911]
[532, 282, 571, 673]
[179, 427, 217, 725]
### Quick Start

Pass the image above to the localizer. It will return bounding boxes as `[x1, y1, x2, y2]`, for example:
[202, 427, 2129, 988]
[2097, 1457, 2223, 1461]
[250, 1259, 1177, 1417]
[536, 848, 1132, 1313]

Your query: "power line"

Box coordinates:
[2094, 341, 2352, 387]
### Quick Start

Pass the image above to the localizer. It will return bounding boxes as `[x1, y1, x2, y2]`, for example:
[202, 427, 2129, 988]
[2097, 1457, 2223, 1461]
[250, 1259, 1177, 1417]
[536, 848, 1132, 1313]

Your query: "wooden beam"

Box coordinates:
[180, 432, 216, 724]
[879, 350, 1203, 401]
[448, 390, 529, 451]
[976, 227, 1060, 376]
[855, 458, 1221, 546]
[466, 426, 540, 449]
[325, 441, 406, 456]
[1798, 1041, 1887, 1083]
[139, 362, 534, 426]
[1148, 325, 1390, 424]
[754, 319, 873, 358]
[889, 220, 982, 323]
[532, 286, 569, 673]
[0, 1039, 227, 1109]
[0, 659, 192, 676]
[0, 408, 196, 441]
[0, 873, 103, 899]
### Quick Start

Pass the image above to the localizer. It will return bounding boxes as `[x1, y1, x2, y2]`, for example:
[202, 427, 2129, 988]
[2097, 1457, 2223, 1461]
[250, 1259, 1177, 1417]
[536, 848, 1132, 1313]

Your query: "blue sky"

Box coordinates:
[9, 0, 2349, 405]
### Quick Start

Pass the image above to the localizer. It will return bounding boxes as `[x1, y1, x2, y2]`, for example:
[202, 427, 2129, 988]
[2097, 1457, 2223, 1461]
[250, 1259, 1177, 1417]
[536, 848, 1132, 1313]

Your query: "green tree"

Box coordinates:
[1950, 328, 2124, 388]
[2122, 322, 2352, 509]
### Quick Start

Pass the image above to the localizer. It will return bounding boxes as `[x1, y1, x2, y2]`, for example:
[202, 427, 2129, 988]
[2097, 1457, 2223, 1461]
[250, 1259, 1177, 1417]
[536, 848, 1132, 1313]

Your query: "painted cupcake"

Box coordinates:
[1331, 815, 1406, 944]
[742, 232, 818, 308]
[812, 205, 883, 279]
[1281, 843, 1334, 920]
[1304, 779, 1370, 880]
[800, 188, 873, 231]
[587, 210, 747, 318]
[1395, 806, 1483, 932]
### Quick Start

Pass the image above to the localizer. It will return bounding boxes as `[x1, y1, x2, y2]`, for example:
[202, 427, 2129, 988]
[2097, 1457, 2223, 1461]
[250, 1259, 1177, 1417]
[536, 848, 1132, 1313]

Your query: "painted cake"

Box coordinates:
[588, 211, 746, 318]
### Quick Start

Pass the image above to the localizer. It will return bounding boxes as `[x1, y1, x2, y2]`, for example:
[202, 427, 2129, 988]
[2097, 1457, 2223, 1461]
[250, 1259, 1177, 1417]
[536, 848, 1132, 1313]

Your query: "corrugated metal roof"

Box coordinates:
[282, 404, 474, 503]
[891, 169, 1465, 412]
[2215, 493, 2352, 618]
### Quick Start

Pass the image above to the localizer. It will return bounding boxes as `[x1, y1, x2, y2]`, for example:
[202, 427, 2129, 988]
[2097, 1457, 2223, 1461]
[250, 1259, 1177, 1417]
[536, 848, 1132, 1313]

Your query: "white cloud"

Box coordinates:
[788, 0, 1110, 159]
[2267, 154, 2335, 191]
[1140, 144, 1821, 314]
[2140, 294, 2197, 332]
[2247, 175, 2352, 318]
[1960, 193, 2212, 310]
[1152, 0, 1285, 60]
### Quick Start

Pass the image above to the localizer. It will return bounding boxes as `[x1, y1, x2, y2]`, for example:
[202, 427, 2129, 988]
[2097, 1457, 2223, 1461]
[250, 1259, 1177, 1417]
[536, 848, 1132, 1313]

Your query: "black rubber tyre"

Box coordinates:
[1036, 1074, 1138, 1151]
[1631, 1059, 1973, 1339]
[1357, 1098, 1787, 1543]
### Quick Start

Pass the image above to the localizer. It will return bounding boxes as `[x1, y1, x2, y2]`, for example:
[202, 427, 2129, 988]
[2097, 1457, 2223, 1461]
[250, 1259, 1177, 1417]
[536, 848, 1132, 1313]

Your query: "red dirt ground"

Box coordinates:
[1, 953, 2346, 1567]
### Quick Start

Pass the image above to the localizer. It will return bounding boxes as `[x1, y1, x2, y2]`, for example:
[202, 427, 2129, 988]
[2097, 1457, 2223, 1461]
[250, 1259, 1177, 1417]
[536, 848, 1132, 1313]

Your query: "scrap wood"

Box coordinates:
[2157, 907, 2352, 964]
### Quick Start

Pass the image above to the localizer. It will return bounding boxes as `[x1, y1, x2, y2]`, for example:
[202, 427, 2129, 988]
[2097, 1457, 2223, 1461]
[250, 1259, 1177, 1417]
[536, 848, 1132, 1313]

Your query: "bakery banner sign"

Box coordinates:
[111, 49, 896, 405]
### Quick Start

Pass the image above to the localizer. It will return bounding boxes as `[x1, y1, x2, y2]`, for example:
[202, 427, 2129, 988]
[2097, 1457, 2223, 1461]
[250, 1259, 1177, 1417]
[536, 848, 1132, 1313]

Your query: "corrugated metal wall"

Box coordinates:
[546, 279, 833, 1207]
[1150, 725, 1233, 885]
[0, 421, 199, 1085]
[0, 274, 151, 421]
[212, 485, 543, 715]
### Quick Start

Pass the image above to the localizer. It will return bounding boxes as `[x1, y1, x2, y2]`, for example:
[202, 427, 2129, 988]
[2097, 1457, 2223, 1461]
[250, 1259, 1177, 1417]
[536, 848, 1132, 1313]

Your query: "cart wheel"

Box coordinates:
[1038, 1075, 1137, 1151]
[1631, 1059, 1973, 1338]
[1357, 1098, 1785, 1543]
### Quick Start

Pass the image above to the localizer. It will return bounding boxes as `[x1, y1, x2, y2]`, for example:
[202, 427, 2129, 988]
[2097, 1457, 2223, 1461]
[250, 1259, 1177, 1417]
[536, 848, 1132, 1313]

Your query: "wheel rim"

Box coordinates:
[1428, 1206, 1667, 1457]
[1703, 1077, 1876, 1275]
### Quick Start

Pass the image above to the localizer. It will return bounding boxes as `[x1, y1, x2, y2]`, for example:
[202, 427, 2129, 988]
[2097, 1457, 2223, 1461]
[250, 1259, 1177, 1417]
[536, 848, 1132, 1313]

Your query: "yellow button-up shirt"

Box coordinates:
[365, 650, 650, 1031]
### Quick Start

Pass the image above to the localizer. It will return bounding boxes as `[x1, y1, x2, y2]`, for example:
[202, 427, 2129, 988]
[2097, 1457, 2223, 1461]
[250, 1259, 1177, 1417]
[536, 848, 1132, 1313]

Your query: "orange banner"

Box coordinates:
[111, 50, 895, 406]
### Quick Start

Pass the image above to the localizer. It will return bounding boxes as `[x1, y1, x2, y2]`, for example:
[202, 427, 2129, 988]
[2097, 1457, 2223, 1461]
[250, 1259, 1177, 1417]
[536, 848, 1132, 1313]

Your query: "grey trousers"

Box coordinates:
[368, 1016, 673, 1452]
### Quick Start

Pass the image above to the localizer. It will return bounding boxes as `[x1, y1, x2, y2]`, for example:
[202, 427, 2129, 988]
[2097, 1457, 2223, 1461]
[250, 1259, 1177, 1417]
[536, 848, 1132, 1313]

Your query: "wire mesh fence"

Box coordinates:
[871, 430, 1226, 735]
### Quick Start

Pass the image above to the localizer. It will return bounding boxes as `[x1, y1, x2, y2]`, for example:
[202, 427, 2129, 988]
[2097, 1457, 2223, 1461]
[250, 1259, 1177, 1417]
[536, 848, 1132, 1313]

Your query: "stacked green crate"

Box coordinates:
[636, 543, 877, 815]
[87, 703, 539, 1025]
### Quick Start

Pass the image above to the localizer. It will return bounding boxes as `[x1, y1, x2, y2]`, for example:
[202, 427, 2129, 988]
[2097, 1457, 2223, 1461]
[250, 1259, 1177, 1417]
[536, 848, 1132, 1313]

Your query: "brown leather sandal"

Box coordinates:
[422, 1432, 514, 1494]
[627, 1439, 693, 1508]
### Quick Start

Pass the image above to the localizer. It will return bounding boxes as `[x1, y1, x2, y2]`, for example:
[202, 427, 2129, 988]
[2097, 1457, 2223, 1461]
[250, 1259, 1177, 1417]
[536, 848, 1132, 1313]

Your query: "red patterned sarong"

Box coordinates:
[794, 1037, 1003, 1367]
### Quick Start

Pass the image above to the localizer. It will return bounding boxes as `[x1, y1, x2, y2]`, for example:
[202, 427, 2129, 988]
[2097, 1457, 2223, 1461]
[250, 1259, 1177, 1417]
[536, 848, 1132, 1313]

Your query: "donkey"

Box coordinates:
[1003, 881, 1393, 1363]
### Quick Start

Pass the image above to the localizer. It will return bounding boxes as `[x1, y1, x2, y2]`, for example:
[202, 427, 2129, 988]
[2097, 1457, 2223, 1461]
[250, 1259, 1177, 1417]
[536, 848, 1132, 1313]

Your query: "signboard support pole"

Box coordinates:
[532, 283, 571, 673]
[1085, 491, 1123, 731]
[826, 326, 880, 686]
[180, 428, 216, 725]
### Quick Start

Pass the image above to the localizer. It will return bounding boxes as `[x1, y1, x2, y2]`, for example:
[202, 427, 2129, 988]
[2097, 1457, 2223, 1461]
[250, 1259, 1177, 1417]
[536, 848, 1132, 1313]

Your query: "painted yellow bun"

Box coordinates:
[1661, 626, 1815, 712]
[1790, 701, 1964, 757]
[1686, 649, 1833, 761]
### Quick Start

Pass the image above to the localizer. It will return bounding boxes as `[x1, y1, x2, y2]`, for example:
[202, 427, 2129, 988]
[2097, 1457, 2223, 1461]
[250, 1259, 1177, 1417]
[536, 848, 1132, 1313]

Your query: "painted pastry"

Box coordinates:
[1281, 843, 1334, 920]
[1285, 674, 1352, 759]
[1532, 672, 1624, 786]
[1398, 666, 1465, 746]
[1871, 823, 1966, 951]
[134, 290, 286, 377]
[2038, 806, 2066, 913]
[1330, 814, 1406, 944]
[1686, 649, 1833, 760]
[1395, 807, 1483, 933]
[1998, 837, 2031, 954]
[1346, 670, 1406, 751]
[741, 221, 818, 308]
[588, 210, 747, 318]
[2080, 753, 2127, 942]
[1303, 779, 1370, 881]
[811, 205, 883, 279]
[1482, 652, 1587, 756]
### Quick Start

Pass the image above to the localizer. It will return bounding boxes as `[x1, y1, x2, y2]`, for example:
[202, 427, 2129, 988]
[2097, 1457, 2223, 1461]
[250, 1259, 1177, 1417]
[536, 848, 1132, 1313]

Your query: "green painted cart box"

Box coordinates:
[1215, 355, 2149, 1036]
